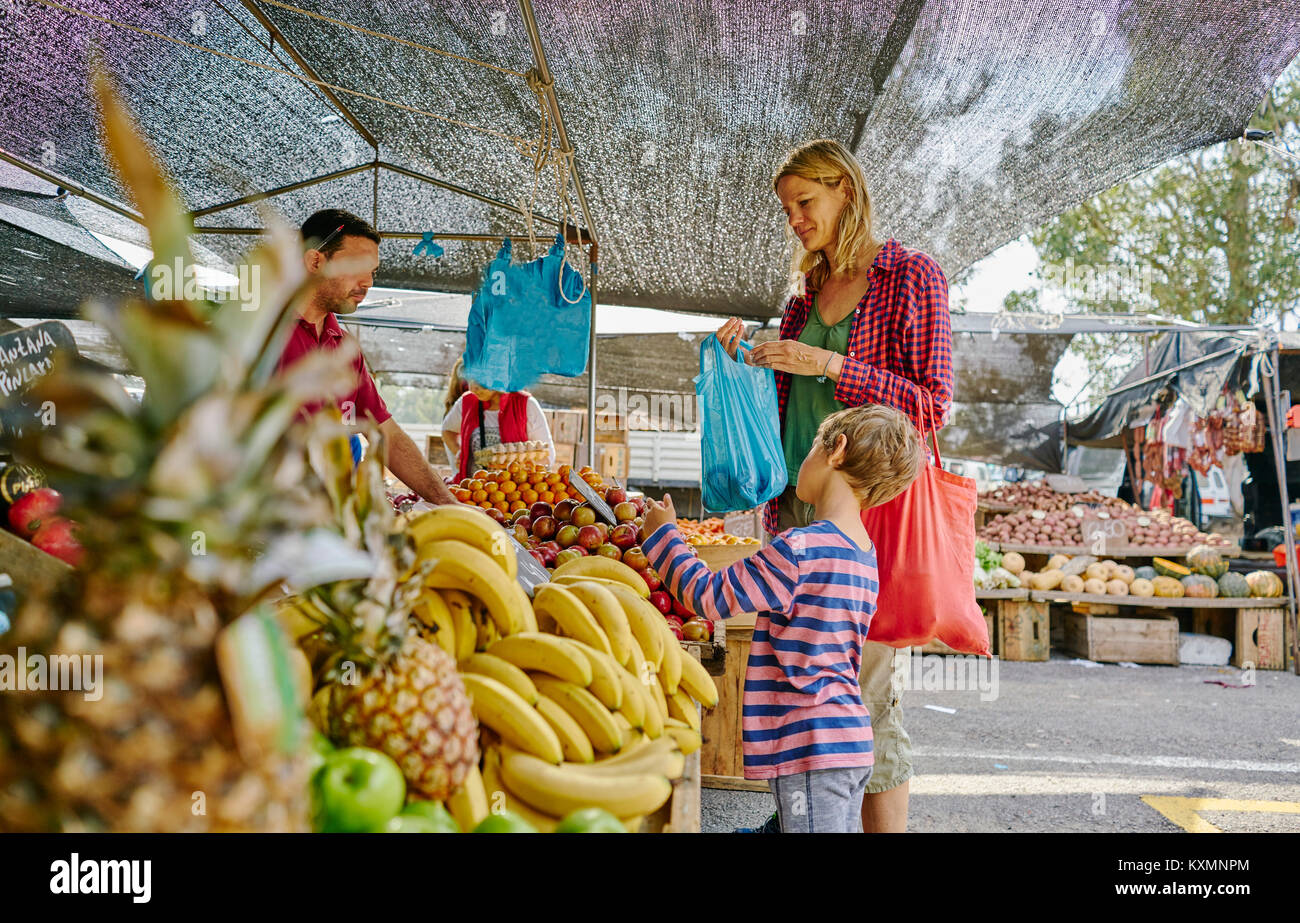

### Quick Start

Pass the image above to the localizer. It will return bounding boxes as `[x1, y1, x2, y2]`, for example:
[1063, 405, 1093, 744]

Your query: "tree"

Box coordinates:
[1006, 58, 1300, 394]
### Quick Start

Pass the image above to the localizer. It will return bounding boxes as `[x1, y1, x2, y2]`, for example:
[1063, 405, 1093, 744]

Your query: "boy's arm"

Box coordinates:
[642, 524, 801, 621]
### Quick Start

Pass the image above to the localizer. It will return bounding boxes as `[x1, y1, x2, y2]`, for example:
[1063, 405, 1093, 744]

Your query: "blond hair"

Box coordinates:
[444, 356, 468, 416]
[773, 139, 881, 296]
[815, 404, 922, 510]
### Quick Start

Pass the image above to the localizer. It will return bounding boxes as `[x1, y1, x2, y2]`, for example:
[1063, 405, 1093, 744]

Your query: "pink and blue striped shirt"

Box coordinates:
[643, 520, 878, 779]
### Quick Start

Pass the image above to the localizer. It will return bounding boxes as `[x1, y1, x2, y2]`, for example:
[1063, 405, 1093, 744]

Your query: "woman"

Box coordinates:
[441, 376, 556, 482]
[717, 138, 953, 833]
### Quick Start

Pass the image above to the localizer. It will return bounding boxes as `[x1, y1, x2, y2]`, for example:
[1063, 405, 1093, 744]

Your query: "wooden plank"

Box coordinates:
[664, 749, 701, 833]
[1234, 608, 1286, 670]
[702, 774, 769, 792]
[1030, 591, 1289, 609]
[998, 543, 1240, 558]
[999, 600, 1049, 662]
[700, 621, 751, 780]
[974, 588, 1029, 600]
[1064, 611, 1179, 665]
[0, 528, 74, 591]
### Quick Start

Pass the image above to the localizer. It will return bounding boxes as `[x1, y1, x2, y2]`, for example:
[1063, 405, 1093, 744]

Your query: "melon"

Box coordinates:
[1152, 557, 1191, 579]
[1181, 574, 1219, 599]
[1245, 570, 1284, 598]
[1152, 576, 1185, 598]
[1061, 574, 1085, 593]
[1001, 551, 1026, 575]
[1129, 578, 1155, 597]
[1084, 562, 1109, 582]
[1186, 544, 1228, 579]
[1216, 571, 1251, 598]
[1083, 578, 1108, 595]
[1105, 578, 1129, 595]
[1133, 566, 1157, 582]
[1113, 564, 1135, 584]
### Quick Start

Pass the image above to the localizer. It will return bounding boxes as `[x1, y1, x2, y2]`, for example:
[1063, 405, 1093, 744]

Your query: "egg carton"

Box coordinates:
[474, 440, 550, 468]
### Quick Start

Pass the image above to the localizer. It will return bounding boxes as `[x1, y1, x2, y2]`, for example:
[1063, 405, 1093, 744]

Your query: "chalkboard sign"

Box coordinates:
[0, 321, 79, 445]
[1080, 513, 1128, 555]
[509, 534, 551, 597]
[567, 470, 616, 525]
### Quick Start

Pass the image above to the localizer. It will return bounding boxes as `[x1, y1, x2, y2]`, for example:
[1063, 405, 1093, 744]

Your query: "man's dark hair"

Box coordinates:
[301, 209, 380, 256]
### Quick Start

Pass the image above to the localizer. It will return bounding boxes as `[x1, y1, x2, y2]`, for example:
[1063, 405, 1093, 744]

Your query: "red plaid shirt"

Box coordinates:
[763, 238, 954, 535]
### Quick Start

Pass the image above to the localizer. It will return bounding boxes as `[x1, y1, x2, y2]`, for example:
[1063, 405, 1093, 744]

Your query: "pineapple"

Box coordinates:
[0, 74, 360, 832]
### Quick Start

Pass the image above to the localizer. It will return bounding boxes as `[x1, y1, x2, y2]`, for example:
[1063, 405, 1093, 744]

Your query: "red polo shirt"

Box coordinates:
[276, 312, 391, 425]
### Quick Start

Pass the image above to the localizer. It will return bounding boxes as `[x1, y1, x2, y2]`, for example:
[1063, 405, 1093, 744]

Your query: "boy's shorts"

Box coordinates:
[776, 487, 913, 795]
[769, 766, 872, 833]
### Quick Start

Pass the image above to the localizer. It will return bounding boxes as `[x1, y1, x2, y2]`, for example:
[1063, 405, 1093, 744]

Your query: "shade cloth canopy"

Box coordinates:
[1, 0, 1298, 320]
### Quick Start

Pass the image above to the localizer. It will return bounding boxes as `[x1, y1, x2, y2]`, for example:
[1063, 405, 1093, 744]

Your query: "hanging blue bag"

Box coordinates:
[694, 334, 787, 512]
[463, 234, 591, 391]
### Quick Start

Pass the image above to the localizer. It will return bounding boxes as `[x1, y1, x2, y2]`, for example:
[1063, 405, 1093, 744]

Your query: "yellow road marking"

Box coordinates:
[1142, 796, 1300, 833]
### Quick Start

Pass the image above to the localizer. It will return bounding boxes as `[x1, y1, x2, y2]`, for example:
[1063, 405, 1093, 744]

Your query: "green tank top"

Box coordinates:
[782, 295, 854, 486]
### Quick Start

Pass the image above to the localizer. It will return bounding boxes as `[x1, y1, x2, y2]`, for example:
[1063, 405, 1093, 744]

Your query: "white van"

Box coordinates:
[1194, 467, 1232, 519]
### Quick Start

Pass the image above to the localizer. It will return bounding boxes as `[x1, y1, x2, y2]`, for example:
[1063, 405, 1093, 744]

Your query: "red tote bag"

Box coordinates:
[860, 396, 990, 655]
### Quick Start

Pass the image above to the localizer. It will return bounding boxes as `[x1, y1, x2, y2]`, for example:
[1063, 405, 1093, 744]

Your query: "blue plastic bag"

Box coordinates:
[695, 334, 787, 512]
[463, 234, 591, 392]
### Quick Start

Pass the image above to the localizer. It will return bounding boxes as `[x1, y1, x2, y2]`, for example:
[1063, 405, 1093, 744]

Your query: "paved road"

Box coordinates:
[702, 652, 1300, 833]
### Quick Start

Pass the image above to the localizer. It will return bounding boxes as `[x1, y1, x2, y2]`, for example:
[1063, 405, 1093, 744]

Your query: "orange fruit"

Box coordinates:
[539, 490, 555, 503]
[509, 500, 527, 512]
[473, 469, 489, 480]
[454, 489, 472, 503]
[558, 465, 572, 480]
[505, 491, 521, 502]
[459, 478, 472, 489]
[522, 488, 539, 504]
[489, 490, 506, 503]
[501, 480, 517, 493]
[479, 500, 493, 510]
[495, 501, 509, 513]
[471, 489, 488, 503]
[468, 479, 485, 492]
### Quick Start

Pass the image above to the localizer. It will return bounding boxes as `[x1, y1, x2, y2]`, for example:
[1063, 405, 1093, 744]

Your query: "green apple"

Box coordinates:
[473, 810, 538, 833]
[555, 807, 625, 833]
[313, 747, 406, 833]
[399, 801, 460, 833]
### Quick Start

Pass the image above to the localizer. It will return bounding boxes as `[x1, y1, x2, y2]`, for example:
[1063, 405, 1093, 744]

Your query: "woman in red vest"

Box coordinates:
[441, 378, 556, 481]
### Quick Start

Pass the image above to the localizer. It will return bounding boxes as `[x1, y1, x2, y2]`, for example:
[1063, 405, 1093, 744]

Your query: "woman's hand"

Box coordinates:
[749, 340, 841, 378]
[716, 317, 745, 359]
[641, 493, 678, 543]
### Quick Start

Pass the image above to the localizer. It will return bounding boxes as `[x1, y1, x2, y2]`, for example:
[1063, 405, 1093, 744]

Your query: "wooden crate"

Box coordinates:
[695, 543, 760, 571]
[1234, 607, 1285, 670]
[1064, 610, 1179, 664]
[1000, 600, 1050, 661]
[700, 617, 752, 783]
[552, 441, 577, 469]
[547, 410, 585, 445]
[597, 443, 628, 480]
[643, 646, 703, 832]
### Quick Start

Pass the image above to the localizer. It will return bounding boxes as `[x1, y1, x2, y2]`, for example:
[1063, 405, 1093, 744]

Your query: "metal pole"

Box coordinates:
[1260, 343, 1299, 674]
[189, 162, 379, 217]
[0, 148, 141, 222]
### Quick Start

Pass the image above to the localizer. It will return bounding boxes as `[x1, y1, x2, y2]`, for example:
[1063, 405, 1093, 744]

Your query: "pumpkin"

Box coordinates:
[1186, 544, 1228, 579]
[1133, 566, 1158, 582]
[1083, 578, 1108, 595]
[1099, 560, 1118, 580]
[1217, 571, 1251, 598]
[1084, 562, 1110, 582]
[1181, 574, 1219, 599]
[1001, 551, 1026, 575]
[1029, 569, 1065, 591]
[1152, 557, 1191, 578]
[1060, 574, 1084, 593]
[1113, 564, 1135, 584]
[1105, 578, 1129, 595]
[1245, 570, 1285, 598]
[1152, 575, 1186, 598]
[1129, 578, 1155, 597]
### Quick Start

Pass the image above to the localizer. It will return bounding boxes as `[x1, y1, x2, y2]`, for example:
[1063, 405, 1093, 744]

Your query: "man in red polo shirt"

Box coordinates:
[278, 209, 457, 506]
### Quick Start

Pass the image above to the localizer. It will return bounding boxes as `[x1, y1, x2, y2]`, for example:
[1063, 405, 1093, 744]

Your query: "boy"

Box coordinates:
[640, 404, 922, 832]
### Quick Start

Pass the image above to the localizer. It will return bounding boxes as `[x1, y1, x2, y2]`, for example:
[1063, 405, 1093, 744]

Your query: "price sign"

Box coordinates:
[1080, 513, 1128, 556]
[508, 534, 551, 597]
[567, 470, 616, 525]
[0, 321, 79, 444]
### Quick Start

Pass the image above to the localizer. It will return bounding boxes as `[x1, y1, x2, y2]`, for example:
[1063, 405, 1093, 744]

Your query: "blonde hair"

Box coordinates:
[773, 139, 881, 296]
[444, 356, 468, 416]
[815, 404, 922, 510]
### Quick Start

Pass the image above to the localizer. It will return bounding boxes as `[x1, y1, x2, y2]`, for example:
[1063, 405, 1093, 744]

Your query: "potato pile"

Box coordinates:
[980, 482, 1129, 513]
[979, 505, 1233, 550]
[1011, 554, 1152, 598]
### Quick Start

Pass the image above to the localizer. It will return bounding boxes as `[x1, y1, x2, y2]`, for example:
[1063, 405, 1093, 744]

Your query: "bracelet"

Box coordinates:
[817, 351, 836, 383]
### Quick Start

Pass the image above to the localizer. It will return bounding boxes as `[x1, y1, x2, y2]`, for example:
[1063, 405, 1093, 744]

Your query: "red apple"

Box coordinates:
[610, 523, 638, 550]
[528, 550, 547, 567]
[670, 597, 694, 618]
[556, 524, 580, 548]
[577, 524, 603, 550]
[8, 487, 61, 538]
[622, 546, 649, 572]
[664, 615, 684, 629]
[512, 514, 532, 532]
[595, 543, 622, 560]
[537, 546, 559, 567]
[555, 547, 585, 567]
[554, 499, 580, 522]
[539, 540, 562, 555]
[531, 516, 557, 541]
[31, 517, 83, 566]
[529, 501, 553, 521]
[682, 618, 711, 642]
[665, 621, 684, 641]
[638, 567, 662, 593]
[648, 590, 672, 615]
[485, 507, 508, 526]
[604, 487, 628, 506]
[632, 497, 646, 515]
[571, 505, 597, 528]
[613, 501, 637, 523]
[593, 522, 610, 544]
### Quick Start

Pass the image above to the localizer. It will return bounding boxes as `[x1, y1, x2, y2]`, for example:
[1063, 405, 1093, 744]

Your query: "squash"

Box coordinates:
[1099, 560, 1119, 580]
[1029, 569, 1065, 591]
[1181, 574, 1219, 599]
[1245, 570, 1285, 598]
[1113, 564, 1135, 584]
[1152, 575, 1185, 598]
[1152, 557, 1191, 579]
[1001, 551, 1026, 575]
[1047, 554, 1070, 572]
[1061, 574, 1085, 593]
[1083, 578, 1108, 595]
[1133, 566, 1158, 582]
[1129, 578, 1155, 597]
[1105, 578, 1129, 595]
[1217, 571, 1251, 598]
[1084, 562, 1109, 582]
[1186, 544, 1228, 579]
[1060, 555, 1096, 577]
